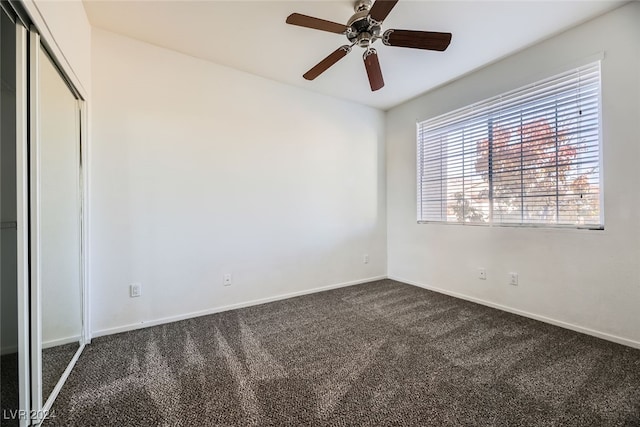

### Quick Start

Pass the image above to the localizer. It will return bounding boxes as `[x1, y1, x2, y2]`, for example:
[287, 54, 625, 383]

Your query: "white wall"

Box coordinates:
[386, 2, 640, 347]
[90, 29, 386, 335]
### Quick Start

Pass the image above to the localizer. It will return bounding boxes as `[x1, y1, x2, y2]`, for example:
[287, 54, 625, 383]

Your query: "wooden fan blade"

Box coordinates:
[382, 29, 452, 51]
[368, 0, 399, 23]
[363, 49, 384, 91]
[303, 46, 351, 81]
[286, 13, 348, 34]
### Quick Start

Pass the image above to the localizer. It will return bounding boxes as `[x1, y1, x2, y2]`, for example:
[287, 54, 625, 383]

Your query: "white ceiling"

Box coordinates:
[83, 0, 625, 110]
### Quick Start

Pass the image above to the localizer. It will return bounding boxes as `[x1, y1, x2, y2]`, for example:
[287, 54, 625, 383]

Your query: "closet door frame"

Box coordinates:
[27, 27, 89, 425]
[18, 3, 92, 351]
[18, 1, 91, 353]
[2, 1, 90, 424]
[15, 16, 30, 427]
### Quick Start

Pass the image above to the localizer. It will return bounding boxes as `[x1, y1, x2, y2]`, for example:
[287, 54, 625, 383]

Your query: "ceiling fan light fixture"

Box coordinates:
[356, 31, 376, 48]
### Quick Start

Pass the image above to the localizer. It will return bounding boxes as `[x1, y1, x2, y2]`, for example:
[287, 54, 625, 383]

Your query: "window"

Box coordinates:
[417, 62, 602, 229]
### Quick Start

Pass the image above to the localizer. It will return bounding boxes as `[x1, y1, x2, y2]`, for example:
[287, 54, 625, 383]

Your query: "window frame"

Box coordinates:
[416, 62, 604, 230]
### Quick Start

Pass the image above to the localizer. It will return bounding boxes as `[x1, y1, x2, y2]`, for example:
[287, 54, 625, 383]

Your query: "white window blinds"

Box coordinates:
[417, 62, 603, 229]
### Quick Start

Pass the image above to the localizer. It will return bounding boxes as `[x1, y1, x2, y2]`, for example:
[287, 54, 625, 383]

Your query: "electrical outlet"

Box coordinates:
[130, 283, 142, 297]
[223, 273, 232, 286]
[363, 254, 370, 264]
[478, 268, 486, 280]
[509, 272, 519, 286]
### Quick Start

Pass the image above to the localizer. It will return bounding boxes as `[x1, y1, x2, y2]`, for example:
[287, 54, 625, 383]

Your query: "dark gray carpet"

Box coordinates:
[42, 342, 80, 401]
[1, 352, 19, 427]
[44, 280, 640, 426]
[1, 343, 78, 426]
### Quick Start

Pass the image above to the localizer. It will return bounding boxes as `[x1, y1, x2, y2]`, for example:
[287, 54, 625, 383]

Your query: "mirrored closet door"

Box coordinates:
[29, 25, 86, 422]
[1, 2, 88, 424]
[31, 39, 84, 410]
[1, 6, 21, 427]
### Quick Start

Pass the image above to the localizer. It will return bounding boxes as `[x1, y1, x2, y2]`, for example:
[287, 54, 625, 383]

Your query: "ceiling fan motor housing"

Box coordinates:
[346, 2, 381, 48]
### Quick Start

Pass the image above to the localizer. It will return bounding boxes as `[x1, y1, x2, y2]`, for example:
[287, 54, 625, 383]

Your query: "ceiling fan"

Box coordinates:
[286, 0, 452, 91]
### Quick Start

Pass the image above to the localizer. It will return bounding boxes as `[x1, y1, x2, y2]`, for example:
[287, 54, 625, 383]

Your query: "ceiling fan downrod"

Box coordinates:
[354, 0, 373, 13]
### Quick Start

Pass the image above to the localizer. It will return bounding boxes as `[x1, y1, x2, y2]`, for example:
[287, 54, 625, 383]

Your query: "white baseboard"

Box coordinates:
[42, 335, 81, 349]
[2, 337, 81, 355]
[92, 275, 387, 339]
[390, 275, 640, 350]
[1, 344, 18, 356]
[91, 274, 640, 351]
